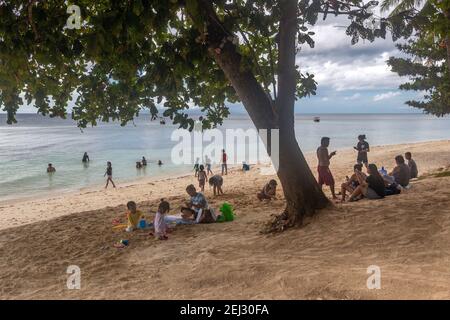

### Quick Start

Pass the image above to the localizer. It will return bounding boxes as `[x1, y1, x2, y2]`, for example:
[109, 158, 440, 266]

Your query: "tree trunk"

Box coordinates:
[192, 0, 330, 227]
[275, 0, 330, 225]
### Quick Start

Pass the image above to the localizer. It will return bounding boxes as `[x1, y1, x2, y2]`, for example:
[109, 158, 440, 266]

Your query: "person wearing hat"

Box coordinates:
[257, 179, 278, 201]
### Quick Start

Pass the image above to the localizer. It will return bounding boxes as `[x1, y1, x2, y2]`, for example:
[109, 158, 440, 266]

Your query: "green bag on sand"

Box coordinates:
[217, 202, 234, 222]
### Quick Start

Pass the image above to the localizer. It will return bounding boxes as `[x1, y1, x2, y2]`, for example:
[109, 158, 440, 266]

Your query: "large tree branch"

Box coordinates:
[187, 0, 278, 129]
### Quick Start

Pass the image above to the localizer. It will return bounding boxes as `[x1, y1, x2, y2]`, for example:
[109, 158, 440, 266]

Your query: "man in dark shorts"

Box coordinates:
[317, 137, 337, 199]
[354, 134, 369, 167]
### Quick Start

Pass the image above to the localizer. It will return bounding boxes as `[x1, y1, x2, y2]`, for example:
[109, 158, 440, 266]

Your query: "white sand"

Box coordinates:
[0, 140, 449, 299]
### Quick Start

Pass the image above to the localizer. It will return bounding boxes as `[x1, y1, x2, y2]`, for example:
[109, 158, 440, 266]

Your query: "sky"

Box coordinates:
[9, 7, 420, 115]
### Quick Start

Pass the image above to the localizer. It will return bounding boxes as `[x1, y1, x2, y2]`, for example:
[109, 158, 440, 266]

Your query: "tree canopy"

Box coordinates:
[384, 0, 450, 115]
[0, 0, 383, 128]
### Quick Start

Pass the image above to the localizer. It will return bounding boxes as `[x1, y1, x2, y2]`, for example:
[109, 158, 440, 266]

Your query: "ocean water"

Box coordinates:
[1, 113, 450, 202]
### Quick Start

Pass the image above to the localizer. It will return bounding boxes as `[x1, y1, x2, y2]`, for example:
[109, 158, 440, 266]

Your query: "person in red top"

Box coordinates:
[221, 149, 228, 175]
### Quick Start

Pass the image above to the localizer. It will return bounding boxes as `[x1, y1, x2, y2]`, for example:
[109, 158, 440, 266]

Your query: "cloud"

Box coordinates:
[373, 91, 401, 101]
[344, 93, 361, 101]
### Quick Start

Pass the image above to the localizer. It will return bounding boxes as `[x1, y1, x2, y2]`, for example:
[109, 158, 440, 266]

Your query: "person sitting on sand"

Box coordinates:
[317, 137, 337, 199]
[209, 174, 224, 196]
[82, 152, 90, 163]
[125, 201, 142, 232]
[257, 179, 277, 201]
[405, 152, 418, 179]
[47, 163, 56, 173]
[198, 165, 207, 192]
[348, 164, 385, 201]
[181, 184, 208, 221]
[340, 164, 366, 202]
[154, 199, 170, 240]
[142, 157, 147, 166]
[242, 162, 250, 172]
[384, 155, 411, 187]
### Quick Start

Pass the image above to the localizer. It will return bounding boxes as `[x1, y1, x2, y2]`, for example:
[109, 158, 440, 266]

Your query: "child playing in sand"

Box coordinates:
[125, 201, 142, 232]
[198, 164, 207, 192]
[257, 179, 277, 201]
[209, 175, 224, 196]
[104, 161, 116, 189]
[154, 199, 170, 240]
[354, 134, 370, 167]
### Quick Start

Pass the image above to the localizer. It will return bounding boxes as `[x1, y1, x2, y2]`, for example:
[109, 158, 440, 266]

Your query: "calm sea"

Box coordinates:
[1, 113, 450, 202]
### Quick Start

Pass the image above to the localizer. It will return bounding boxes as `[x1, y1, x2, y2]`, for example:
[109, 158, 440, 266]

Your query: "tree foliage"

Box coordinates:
[384, 0, 450, 115]
[1, 0, 381, 128]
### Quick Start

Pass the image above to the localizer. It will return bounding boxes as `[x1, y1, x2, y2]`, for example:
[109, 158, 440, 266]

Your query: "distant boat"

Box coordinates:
[159, 117, 166, 125]
[313, 116, 320, 123]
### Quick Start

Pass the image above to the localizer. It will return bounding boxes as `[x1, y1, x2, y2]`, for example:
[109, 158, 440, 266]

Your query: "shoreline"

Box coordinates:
[0, 139, 449, 231]
[1, 137, 449, 206]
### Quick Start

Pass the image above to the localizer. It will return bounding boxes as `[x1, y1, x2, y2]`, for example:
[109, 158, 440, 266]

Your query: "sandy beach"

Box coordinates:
[1, 140, 450, 299]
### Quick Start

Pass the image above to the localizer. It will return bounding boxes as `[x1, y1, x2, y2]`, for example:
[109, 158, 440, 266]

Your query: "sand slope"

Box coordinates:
[0, 140, 449, 299]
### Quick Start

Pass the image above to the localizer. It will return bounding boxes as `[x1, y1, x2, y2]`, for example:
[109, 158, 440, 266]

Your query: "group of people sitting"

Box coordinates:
[316, 135, 418, 202]
[124, 183, 220, 240]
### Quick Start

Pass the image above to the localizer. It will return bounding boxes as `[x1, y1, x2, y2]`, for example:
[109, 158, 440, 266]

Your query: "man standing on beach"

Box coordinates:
[317, 137, 337, 199]
[221, 149, 228, 175]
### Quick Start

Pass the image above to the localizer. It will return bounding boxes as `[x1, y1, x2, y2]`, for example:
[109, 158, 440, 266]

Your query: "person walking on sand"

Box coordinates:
[354, 134, 369, 167]
[198, 164, 207, 192]
[317, 137, 337, 199]
[193, 157, 200, 177]
[221, 149, 228, 175]
[82, 152, 90, 163]
[104, 161, 116, 189]
[205, 155, 213, 175]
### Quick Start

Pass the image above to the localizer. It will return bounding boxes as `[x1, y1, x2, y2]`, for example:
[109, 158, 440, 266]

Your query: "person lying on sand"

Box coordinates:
[340, 164, 366, 202]
[348, 164, 385, 202]
[209, 174, 224, 196]
[154, 199, 170, 240]
[181, 184, 208, 221]
[257, 179, 277, 201]
[125, 201, 143, 232]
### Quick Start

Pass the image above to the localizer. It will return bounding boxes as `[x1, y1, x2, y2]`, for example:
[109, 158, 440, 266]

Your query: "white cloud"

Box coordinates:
[344, 93, 361, 100]
[373, 91, 401, 101]
[321, 97, 329, 101]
